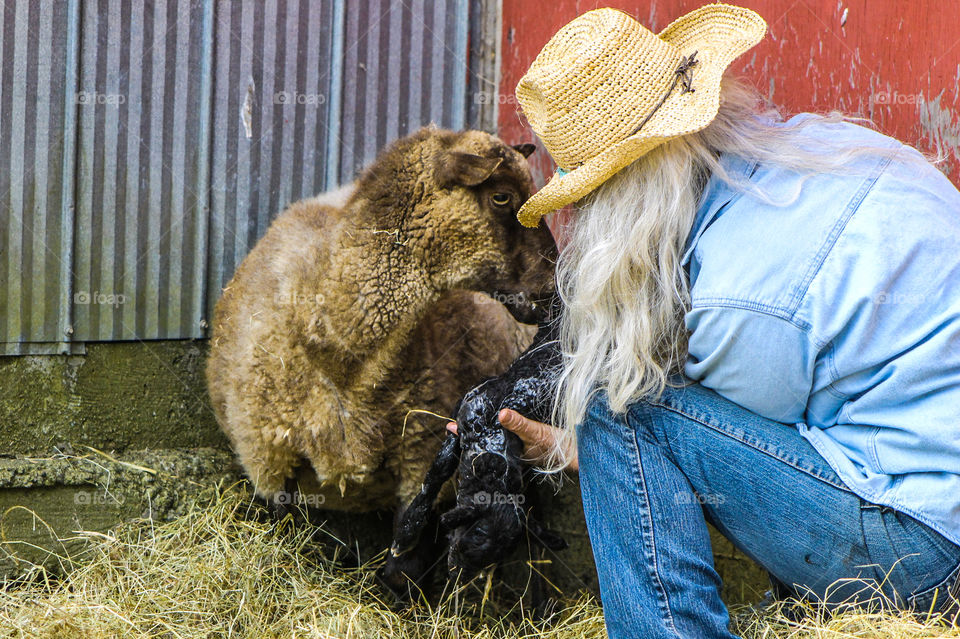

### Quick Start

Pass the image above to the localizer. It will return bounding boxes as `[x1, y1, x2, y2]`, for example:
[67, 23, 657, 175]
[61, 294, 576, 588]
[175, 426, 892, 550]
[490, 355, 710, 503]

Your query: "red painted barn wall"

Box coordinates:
[498, 0, 960, 241]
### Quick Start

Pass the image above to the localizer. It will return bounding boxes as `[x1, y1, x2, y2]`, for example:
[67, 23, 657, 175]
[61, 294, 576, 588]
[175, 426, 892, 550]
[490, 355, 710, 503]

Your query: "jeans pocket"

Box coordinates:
[907, 558, 960, 615]
[860, 501, 960, 612]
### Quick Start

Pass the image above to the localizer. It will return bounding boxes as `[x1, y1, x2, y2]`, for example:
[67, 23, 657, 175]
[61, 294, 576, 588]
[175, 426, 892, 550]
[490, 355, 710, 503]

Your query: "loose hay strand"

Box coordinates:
[401, 409, 453, 438]
[82, 446, 159, 476]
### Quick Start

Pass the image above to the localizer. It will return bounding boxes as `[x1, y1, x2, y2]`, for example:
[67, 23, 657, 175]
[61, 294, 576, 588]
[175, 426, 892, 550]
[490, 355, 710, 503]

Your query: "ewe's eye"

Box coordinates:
[490, 193, 511, 207]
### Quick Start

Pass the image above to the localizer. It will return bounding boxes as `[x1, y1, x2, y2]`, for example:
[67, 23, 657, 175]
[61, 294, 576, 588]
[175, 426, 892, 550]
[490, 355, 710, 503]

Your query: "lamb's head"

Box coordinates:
[439, 387, 566, 579]
[444, 499, 525, 577]
[349, 127, 556, 324]
[440, 448, 527, 577]
[441, 453, 566, 579]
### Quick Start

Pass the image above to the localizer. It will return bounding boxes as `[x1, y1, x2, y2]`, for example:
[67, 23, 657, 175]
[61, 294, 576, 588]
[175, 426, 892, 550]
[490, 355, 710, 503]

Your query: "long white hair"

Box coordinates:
[545, 74, 933, 471]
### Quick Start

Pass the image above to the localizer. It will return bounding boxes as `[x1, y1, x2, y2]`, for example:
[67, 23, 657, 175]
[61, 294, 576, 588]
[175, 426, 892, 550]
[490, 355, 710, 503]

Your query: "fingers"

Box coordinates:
[499, 408, 555, 464]
[501, 409, 578, 471]
[446, 410, 578, 470]
[447, 411, 549, 441]
[498, 408, 549, 445]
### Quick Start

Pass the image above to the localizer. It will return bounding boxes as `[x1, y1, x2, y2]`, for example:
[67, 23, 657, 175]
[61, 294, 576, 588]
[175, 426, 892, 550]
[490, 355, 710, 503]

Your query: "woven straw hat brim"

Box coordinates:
[516, 4, 767, 227]
[517, 133, 670, 227]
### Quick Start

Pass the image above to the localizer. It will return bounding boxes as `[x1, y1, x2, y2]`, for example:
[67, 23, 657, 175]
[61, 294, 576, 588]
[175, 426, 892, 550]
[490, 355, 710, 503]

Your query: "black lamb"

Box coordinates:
[382, 294, 567, 591]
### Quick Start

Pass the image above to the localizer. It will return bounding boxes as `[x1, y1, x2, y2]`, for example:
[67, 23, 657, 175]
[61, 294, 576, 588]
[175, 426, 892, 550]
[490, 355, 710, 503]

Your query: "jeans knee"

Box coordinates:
[626, 401, 665, 445]
[579, 390, 624, 454]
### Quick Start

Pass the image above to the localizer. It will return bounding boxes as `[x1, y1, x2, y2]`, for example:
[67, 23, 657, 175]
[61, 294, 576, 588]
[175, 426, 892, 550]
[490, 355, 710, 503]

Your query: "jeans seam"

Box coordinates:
[627, 413, 682, 637]
[646, 399, 853, 494]
[860, 503, 905, 606]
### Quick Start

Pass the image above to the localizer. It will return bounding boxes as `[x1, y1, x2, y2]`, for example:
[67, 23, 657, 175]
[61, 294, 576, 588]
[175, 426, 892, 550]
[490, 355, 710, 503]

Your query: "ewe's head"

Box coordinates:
[351, 127, 556, 324]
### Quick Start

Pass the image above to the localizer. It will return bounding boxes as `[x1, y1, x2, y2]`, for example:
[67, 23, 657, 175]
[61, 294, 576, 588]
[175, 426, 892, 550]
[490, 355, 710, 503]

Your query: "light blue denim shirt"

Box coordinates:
[683, 113, 960, 546]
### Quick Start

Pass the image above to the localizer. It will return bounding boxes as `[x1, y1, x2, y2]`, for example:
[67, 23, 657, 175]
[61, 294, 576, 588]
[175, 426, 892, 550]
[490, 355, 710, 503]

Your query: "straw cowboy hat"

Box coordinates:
[514, 4, 767, 227]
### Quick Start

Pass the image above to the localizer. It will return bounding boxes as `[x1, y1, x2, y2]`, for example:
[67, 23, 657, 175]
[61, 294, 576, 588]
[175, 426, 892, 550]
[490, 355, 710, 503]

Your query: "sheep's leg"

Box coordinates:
[268, 475, 313, 525]
[529, 544, 553, 620]
[268, 475, 295, 522]
[521, 487, 549, 618]
[225, 412, 302, 505]
[521, 485, 569, 618]
[389, 432, 461, 556]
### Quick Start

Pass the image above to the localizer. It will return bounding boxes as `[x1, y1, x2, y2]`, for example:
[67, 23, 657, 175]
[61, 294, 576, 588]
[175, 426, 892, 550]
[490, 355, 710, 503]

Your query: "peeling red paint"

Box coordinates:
[499, 1, 960, 241]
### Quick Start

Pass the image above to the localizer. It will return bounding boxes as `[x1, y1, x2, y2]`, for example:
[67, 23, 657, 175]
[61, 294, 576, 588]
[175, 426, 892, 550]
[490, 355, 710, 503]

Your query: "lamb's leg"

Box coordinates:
[380, 509, 443, 602]
[390, 432, 461, 556]
[379, 433, 461, 597]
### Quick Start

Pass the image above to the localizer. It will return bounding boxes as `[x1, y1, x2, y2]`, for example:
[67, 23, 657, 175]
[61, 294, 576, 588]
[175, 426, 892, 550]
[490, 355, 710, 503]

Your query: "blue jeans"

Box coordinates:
[577, 381, 960, 639]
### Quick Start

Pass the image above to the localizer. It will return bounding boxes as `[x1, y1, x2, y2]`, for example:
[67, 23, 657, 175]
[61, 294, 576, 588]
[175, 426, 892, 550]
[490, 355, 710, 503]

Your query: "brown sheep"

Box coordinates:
[206, 127, 556, 587]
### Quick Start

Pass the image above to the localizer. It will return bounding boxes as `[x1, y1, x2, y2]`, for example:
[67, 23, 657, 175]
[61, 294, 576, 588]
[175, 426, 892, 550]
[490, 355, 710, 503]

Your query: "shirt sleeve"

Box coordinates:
[683, 305, 820, 424]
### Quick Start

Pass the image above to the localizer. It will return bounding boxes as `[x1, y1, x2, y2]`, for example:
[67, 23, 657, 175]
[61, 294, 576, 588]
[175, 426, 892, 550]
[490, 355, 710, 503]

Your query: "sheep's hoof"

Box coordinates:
[268, 498, 292, 524]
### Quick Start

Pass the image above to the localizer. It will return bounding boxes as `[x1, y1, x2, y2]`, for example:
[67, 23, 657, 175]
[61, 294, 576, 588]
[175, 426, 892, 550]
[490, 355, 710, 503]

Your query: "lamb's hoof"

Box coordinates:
[377, 537, 443, 605]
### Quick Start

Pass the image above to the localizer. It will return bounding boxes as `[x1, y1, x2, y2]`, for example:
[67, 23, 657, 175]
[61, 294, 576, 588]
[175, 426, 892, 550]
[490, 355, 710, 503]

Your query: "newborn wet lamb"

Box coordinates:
[386, 295, 566, 587]
[206, 127, 556, 594]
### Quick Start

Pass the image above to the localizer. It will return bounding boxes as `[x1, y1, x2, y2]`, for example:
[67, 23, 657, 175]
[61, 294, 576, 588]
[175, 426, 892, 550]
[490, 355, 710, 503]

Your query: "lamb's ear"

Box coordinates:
[436, 152, 502, 187]
[440, 504, 478, 529]
[511, 143, 536, 159]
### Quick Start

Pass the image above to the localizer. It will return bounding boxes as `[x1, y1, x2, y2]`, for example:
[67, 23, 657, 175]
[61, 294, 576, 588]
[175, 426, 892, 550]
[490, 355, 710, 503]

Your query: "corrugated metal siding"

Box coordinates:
[337, 0, 468, 183]
[1, 0, 477, 353]
[74, 0, 209, 341]
[0, 1, 76, 355]
[206, 0, 339, 314]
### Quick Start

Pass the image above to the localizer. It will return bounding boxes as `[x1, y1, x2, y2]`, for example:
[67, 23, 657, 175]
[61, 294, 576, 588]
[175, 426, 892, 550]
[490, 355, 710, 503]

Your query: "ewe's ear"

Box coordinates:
[511, 143, 536, 158]
[436, 152, 502, 187]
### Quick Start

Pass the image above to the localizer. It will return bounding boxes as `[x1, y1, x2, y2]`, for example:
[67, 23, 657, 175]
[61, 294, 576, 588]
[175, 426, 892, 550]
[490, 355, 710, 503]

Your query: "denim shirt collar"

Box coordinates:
[681, 153, 759, 267]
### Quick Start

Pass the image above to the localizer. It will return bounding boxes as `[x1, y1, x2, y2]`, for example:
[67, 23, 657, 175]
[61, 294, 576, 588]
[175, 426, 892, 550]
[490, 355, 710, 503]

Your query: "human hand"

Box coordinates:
[446, 408, 578, 471]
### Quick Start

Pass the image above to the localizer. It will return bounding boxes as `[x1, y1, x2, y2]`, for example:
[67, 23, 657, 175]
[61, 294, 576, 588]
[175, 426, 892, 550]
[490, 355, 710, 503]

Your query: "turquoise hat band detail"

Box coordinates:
[556, 167, 569, 178]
